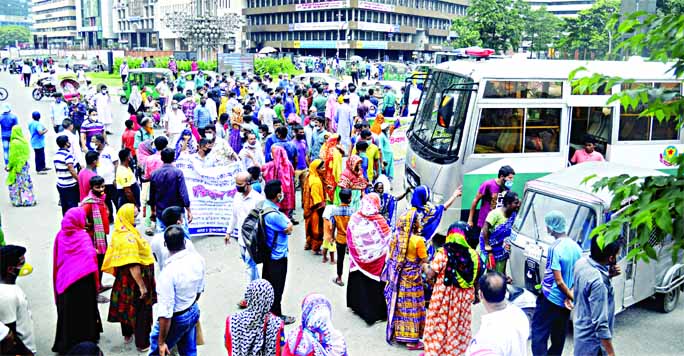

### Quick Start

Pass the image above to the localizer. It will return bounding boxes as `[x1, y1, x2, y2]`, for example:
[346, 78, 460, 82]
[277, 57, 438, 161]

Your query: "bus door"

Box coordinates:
[568, 106, 613, 163]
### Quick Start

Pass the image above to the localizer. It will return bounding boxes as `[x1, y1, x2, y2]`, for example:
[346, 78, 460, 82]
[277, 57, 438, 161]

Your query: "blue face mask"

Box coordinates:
[504, 180, 514, 189]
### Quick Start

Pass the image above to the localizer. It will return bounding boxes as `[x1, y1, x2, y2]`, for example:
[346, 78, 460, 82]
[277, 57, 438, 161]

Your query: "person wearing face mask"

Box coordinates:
[93, 85, 113, 134]
[49, 94, 69, 134]
[239, 132, 264, 169]
[467, 165, 516, 238]
[54, 135, 80, 215]
[480, 191, 521, 277]
[570, 237, 621, 356]
[80, 108, 105, 152]
[204, 124, 239, 166]
[291, 125, 309, 191]
[194, 138, 213, 165]
[163, 100, 187, 145]
[193, 98, 212, 138]
[0, 245, 36, 355]
[81, 175, 112, 303]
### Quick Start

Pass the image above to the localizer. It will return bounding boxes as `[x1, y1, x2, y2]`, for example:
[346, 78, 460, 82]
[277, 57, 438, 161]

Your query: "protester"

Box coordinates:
[336, 155, 368, 210]
[225, 279, 285, 356]
[27, 111, 49, 174]
[466, 271, 529, 356]
[571, 136, 605, 164]
[175, 128, 198, 160]
[239, 132, 264, 168]
[262, 180, 296, 325]
[101, 204, 156, 352]
[54, 135, 80, 215]
[531, 211, 583, 356]
[572, 237, 621, 356]
[0, 245, 36, 355]
[78, 151, 99, 200]
[149, 148, 192, 232]
[205, 124, 240, 166]
[121, 119, 137, 155]
[424, 222, 484, 356]
[193, 98, 212, 137]
[302, 159, 326, 256]
[5, 126, 35, 207]
[382, 209, 427, 349]
[346, 193, 391, 325]
[92, 134, 118, 222]
[467, 165, 516, 236]
[263, 146, 296, 222]
[134, 117, 155, 149]
[150, 206, 196, 271]
[149, 226, 205, 356]
[228, 107, 244, 154]
[163, 99, 188, 144]
[52, 208, 102, 354]
[480, 191, 520, 275]
[284, 293, 347, 356]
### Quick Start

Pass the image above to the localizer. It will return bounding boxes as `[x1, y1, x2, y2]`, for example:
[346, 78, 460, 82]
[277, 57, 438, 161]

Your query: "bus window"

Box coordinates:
[483, 81, 562, 99]
[525, 108, 561, 152]
[475, 108, 524, 153]
[571, 82, 610, 95]
[619, 82, 680, 141]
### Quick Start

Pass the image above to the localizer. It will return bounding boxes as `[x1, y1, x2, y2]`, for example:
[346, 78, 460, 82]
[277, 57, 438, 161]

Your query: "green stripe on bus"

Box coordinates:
[462, 172, 550, 207]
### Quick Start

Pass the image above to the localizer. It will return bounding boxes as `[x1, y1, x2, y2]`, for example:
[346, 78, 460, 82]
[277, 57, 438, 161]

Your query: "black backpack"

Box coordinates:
[242, 201, 277, 264]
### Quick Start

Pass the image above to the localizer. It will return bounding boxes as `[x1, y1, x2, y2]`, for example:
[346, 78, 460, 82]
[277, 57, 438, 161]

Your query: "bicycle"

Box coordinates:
[0, 86, 7, 101]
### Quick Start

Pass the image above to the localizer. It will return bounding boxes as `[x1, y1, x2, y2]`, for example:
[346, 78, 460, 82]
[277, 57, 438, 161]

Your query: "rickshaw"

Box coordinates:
[119, 68, 174, 104]
[509, 162, 684, 314]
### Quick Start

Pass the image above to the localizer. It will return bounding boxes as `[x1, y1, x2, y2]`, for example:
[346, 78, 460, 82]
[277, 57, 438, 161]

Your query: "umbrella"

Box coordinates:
[259, 46, 278, 54]
[349, 55, 363, 62]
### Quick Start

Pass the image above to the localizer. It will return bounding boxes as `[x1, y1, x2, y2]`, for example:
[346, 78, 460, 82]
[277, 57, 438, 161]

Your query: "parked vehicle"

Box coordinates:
[31, 75, 80, 101]
[509, 162, 684, 314]
[119, 68, 174, 104]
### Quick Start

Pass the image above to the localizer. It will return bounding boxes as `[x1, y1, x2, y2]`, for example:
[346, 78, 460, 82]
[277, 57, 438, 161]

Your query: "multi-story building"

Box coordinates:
[0, 0, 31, 28]
[113, 0, 159, 49]
[525, 0, 596, 17]
[77, 0, 116, 48]
[31, 0, 78, 48]
[243, 0, 468, 59]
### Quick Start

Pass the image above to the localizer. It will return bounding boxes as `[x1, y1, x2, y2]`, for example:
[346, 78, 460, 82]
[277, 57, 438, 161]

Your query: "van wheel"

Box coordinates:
[657, 288, 680, 313]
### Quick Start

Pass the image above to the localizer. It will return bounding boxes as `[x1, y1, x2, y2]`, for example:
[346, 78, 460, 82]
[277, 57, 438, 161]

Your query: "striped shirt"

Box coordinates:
[53, 149, 77, 188]
[81, 120, 105, 151]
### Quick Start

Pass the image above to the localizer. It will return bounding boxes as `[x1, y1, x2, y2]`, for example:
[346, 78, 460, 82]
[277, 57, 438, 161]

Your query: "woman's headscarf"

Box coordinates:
[303, 159, 325, 218]
[262, 146, 295, 211]
[442, 222, 483, 289]
[321, 135, 342, 202]
[6, 126, 30, 186]
[286, 294, 348, 356]
[347, 193, 391, 280]
[338, 155, 367, 190]
[370, 114, 385, 135]
[325, 94, 338, 132]
[410, 185, 445, 243]
[101, 204, 155, 275]
[53, 208, 99, 297]
[175, 128, 198, 159]
[227, 279, 283, 356]
[129, 85, 143, 112]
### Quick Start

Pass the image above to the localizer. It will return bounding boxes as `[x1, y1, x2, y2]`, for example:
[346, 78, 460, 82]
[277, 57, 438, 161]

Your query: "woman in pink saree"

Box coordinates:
[263, 145, 296, 215]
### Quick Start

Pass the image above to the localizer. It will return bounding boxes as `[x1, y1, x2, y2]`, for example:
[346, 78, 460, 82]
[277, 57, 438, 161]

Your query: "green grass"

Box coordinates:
[58, 72, 122, 89]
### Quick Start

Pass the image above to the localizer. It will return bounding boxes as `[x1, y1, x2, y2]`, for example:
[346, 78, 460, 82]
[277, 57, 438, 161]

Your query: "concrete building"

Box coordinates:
[243, 0, 468, 59]
[0, 0, 31, 28]
[31, 0, 78, 48]
[525, 0, 596, 17]
[76, 0, 116, 48]
[113, 0, 159, 49]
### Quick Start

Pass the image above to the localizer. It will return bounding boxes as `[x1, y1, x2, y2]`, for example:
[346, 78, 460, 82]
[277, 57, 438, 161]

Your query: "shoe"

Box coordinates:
[145, 228, 154, 236]
[42, 168, 52, 171]
[291, 219, 300, 225]
[97, 295, 110, 303]
[37, 171, 48, 175]
[280, 315, 296, 325]
[237, 299, 248, 309]
[136, 346, 150, 353]
[406, 341, 424, 351]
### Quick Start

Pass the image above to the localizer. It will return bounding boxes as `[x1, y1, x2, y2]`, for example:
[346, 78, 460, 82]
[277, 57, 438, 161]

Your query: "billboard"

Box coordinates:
[217, 53, 255, 75]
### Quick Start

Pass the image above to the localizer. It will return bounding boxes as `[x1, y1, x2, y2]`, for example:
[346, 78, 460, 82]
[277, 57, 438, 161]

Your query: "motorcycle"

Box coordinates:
[32, 77, 80, 101]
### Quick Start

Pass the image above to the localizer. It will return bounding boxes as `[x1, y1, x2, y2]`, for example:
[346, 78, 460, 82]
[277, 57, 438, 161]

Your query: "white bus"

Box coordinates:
[404, 58, 683, 233]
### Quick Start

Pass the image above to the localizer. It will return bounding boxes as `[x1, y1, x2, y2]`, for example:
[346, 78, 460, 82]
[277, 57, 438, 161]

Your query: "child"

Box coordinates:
[328, 188, 354, 286]
[27, 111, 49, 174]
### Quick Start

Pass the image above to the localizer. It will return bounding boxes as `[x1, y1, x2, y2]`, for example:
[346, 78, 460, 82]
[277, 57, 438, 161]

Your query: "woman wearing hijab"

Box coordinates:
[229, 107, 244, 154]
[423, 222, 484, 356]
[336, 155, 367, 211]
[373, 181, 408, 232]
[263, 145, 296, 215]
[320, 134, 343, 203]
[346, 193, 391, 325]
[376, 123, 394, 180]
[325, 92, 338, 132]
[174, 128, 198, 160]
[101, 204, 156, 352]
[284, 294, 347, 356]
[5, 126, 35, 207]
[381, 209, 428, 349]
[302, 159, 326, 255]
[370, 113, 385, 136]
[480, 191, 520, 275]
[52, 208, 103, 354]
[225, 279, 285, 356]
[127, 85, 144, 115]
[410, 185, 462, 258]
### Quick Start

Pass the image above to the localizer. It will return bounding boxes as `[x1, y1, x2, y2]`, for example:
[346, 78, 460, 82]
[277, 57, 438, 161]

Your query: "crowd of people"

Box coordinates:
[0, 60, 624, 356]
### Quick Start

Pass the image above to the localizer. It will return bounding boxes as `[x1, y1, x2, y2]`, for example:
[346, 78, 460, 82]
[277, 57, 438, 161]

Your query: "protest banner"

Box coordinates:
[175, 156, 244, 237]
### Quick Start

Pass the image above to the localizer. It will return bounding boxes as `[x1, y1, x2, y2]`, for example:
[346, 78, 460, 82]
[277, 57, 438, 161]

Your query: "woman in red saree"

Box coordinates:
[263, 145, 296, 215]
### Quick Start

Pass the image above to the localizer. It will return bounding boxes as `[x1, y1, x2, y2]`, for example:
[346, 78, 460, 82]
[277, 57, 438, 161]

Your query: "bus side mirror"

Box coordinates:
[437, 95, 454, 128]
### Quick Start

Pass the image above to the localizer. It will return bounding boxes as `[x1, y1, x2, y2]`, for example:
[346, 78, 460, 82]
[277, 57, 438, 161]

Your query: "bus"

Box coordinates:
[404, 58, 683, 234]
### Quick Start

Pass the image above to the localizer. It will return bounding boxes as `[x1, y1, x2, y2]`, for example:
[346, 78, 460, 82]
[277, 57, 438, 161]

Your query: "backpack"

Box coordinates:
[242, 201, 277, 264]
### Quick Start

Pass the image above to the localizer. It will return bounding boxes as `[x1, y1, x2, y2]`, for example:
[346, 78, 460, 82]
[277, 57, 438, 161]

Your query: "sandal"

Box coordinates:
[332, 277, 345, 287]
[406, 341, 424, 351]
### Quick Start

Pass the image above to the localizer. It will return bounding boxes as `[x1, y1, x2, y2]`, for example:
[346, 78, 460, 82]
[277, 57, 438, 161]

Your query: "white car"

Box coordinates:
[292, 73, 340, 89]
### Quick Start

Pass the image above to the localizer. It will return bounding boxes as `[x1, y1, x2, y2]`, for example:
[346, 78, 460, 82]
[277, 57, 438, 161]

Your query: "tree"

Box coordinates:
[570, 11, 684, 263]
[524, 6, 563, 56]
[557, 0, 620, 59]
[0, 26, 30, 48]
[449, 17, 481, 48]
[467, 0, 528, 52]
[657, 0, 684, 15]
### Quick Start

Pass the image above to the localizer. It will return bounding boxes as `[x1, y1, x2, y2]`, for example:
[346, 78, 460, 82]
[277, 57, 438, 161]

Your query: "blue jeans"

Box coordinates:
[240, 245, 260, 283]
[2, 137, 9, 165]
[149, 303, 200, 356]
[531, 294, 570, 356]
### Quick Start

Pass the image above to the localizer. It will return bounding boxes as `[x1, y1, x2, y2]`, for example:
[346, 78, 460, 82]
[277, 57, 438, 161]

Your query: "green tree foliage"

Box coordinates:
[449, 17, 481, 48]
[254, 57, 302, 77]
[571, 11, 684, 262]
[0, 26, 30, 47]
[113, 57, 218, 72]
[466, 0, 529, 52]
[524, 6, 564, 54]
[657, 0, 684, 15]
[557, 0, 620, 59]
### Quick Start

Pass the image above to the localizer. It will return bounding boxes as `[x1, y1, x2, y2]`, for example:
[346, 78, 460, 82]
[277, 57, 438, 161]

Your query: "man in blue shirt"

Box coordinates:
[193, 99, 212, 137]
[531, 211, 583, 356]
[262, 179, 296, 325]
[28, 111, 49, 174]
[0, 104, 18, 166]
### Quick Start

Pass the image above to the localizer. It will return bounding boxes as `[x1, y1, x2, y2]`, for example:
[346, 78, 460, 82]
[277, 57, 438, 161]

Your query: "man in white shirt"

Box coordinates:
[467, 271, 529, 356]
[224, 172, 264, 308]
[0, 245, 36, 355]
[93, 134, 119, 221]
[155, 77, 171, 115]
[120, 60, 129, 84]
[163, 100, 188, 145]
[150, 206, 196, 271]
[56, 119, 85, 169]
[150, 226, 205, 356]
[50, 93, 69, 133]
[258, 101, 276, 133]
[93, 85, 113, 134]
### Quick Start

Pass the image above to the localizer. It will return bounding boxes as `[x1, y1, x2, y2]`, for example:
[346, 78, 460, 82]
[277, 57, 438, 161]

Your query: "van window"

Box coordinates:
[483, 81, 563, 99]
[514, 191, 597, 250]
[475, 108, 561, 154]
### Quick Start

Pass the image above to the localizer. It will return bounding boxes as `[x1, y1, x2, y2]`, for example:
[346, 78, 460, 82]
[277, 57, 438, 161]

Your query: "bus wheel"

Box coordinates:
[657, 288, 680, 313]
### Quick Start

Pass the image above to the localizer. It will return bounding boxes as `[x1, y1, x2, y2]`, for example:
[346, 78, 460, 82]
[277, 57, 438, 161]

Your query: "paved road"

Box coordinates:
[0, 70, 682, 356]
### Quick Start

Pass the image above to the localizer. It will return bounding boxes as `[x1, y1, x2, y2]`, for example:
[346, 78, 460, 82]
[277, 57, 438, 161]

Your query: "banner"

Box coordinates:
[175, 156, 244, 237]
[295, 0, 349, 11]
[390, 123, 409, 164]
[358, 1, 395, 12]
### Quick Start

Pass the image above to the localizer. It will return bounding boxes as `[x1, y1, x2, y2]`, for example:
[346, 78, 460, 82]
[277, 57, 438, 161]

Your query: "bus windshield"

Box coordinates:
[408, 70, 474, 163]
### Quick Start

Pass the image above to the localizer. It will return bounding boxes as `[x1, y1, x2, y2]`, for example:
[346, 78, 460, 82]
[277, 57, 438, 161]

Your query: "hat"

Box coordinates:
[1, 103, 11, 113]
[544, 210, 567, 234]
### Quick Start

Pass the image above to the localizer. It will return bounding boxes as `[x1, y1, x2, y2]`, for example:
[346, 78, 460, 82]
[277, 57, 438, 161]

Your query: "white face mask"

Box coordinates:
[205, 133, 214, 140]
